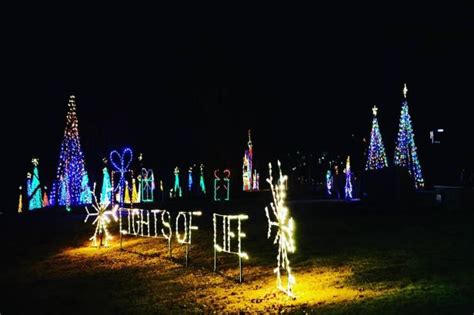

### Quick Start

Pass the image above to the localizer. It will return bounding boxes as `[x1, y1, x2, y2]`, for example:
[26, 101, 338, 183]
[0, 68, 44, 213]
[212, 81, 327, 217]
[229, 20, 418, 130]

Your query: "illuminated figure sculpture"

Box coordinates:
[242, 129, 253, 191]
[53, 95, 88, 206]
[252, 169, 260, 190]
[366, 105, 388, 170]
[344, 156, 353, 199]
[173, 166, 182, 198]
[394, 84, 424, 188]
[265, 161, 296, 297]
[84, 192, 119, 248]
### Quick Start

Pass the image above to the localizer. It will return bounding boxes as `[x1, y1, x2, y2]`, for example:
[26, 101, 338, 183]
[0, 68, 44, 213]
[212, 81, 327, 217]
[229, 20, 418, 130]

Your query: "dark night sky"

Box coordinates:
[2, 5, 473, 211]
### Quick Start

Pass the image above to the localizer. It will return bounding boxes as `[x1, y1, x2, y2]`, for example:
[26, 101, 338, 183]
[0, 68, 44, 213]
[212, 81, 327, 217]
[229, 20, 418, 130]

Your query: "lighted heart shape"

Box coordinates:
[110, 148, 133, 172]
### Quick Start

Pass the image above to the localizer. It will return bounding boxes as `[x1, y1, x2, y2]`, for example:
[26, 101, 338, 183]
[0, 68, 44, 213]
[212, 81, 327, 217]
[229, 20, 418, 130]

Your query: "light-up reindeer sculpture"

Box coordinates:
[265, 161, 296, 297]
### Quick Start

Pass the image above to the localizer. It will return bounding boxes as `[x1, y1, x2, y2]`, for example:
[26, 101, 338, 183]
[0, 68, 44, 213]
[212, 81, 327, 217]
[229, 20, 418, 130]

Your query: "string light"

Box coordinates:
[199, 163, 206, 194]
[394, 84, 424, 188]
[188, 166, 193, 192]
[176, 211, 202, 266]
[84, 192, 119, 248]
[110, 148, 133, 206]
[53, 95, 88, 207]
[365, 105, 388, 170]
[213, 213, 249, 282]
[141, 169, 155, 202]
[172, 167, 182, 198]
[18, 186, 23, 213]
[28, 158, 42, 210]
[265, 161, 296, 297]
[326, 170, 332, 196]
[42, 186, 49, 207]
[242, 129, 253, 191]
[213, 169, 231, 201]
[344, 156, 353, 199]
[100, 167, 113, 205]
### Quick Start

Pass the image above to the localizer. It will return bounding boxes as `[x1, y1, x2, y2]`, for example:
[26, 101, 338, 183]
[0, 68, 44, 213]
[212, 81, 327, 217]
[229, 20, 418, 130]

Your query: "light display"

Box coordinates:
[213, 169, 231, 201]
[53, 95, 88, 207]
[394, 84, 424, 188]
[100, 167, 112, 205]
[18, 186, 23, 213]
[365, 105, 388, 170]
[242, 129, 253, 191]
[175, 211, 202, 266]
[80, 172, 93, 204]
[84, 193, 119, 248]
[28, 158, 42, 211]
[124, 181, 132, 204]
[252, 169, 260, 190]
[140, 169, 154, 202]
[42, 187, 49, 207]
[131, 178, 140, 203]
[213, 213, 249, 283]
[119, 208, 173, 257]
[326, 170, 332, 196]
[110, 148, 133, 206]
[344, 156, 353, 199]
[199, 163, 206, 194]
[265, 161, 296, 297]
[188, 166, 193, 192]
[172, 167, 182, 198]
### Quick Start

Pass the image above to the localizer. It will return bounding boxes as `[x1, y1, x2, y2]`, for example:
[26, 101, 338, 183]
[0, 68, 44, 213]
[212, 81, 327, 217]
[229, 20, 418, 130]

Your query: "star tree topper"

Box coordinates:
[265, 160, 296, 297]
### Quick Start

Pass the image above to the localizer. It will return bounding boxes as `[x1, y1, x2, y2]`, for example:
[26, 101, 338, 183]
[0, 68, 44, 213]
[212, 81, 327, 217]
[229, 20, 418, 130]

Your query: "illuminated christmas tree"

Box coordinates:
[344, 156, 353, 199]
[365, 106, 388, 170]
[394, 84, 424, 188]
[188, 166, 193, 192]
[199, 163, 206, 194]
[124, 181, 131, 204]
[53, 95, 88, 206]
[28, 158, 43, 210]
[80, 172, 93, 204]
[43, 187, 49, 207]
[100, 167, 112, 205]
[132, 178, 140, 203]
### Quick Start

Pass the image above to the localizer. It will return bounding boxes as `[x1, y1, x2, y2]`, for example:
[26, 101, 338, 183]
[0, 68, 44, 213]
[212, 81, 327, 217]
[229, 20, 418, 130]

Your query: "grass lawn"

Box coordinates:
[1, 199, 473, 313]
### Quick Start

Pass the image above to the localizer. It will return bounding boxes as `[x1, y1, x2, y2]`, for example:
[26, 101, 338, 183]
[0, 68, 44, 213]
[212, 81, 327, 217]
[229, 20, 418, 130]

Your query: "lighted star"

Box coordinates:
[403, 83, 408, 98]
[372, 105, 378, 116]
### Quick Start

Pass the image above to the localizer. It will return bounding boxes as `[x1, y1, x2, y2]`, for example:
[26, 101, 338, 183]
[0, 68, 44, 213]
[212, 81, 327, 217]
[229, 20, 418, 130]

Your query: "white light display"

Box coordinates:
[175, 211, 202, 266]
[265, 160, 296, 297]
[84, 193, 119, 248]
[119, 208, 173, 257]
[213, 213, 249, 282]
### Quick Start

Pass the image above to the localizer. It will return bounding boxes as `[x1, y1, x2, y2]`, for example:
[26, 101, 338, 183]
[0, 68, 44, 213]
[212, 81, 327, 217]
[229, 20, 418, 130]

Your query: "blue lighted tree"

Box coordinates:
[80, 171, 93, 204]
[365, 105, 388, 170]
[100, 167, 112, 204]
[53, 95, 88, 206]
[394, 84, 424, 188]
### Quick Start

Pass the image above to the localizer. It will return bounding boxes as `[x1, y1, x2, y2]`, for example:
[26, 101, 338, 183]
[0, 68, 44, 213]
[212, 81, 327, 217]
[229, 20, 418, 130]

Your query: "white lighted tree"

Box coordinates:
[265, 160, 296, 297]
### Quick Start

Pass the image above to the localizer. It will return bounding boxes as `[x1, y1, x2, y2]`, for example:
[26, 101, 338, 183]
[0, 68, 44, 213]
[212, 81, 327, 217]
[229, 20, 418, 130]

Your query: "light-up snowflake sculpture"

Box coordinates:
[84, 192, 119, 247]
[265, 160, 296, 297]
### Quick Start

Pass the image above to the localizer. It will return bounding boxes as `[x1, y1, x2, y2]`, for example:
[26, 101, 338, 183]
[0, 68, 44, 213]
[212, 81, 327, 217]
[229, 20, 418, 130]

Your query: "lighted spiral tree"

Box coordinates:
[265, 161, 296, 297]
[365, 105, 388, 170]
[53, 95, 88, 207]
[28, 158, 43, 210]
[394, 84, 424, 188]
